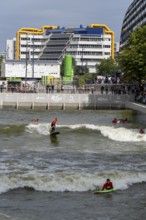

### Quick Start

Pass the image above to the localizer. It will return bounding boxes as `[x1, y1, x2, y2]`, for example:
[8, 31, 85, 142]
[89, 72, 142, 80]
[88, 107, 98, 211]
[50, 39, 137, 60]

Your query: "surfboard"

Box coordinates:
[50, 131, 60, 136]
[94, 189, 117, 194]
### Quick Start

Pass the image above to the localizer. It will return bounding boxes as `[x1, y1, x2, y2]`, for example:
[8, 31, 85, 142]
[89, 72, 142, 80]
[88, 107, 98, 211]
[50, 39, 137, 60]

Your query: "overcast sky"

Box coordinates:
[0, 0, 133, 51]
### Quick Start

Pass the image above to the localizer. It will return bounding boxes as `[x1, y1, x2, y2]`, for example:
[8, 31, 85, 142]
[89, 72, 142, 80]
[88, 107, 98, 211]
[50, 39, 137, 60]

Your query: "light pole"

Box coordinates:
[81, 47, 84, 75]
[32, 34, 34, 79]
[6, 46, 9, 60]
[25, 33, 28, 86]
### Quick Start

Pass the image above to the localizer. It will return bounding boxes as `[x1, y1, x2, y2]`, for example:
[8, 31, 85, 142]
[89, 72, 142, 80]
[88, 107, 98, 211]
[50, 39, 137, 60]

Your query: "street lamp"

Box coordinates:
[81, 47, 85, 75]
[25, 33, 28, 86]
[32, 34, 35, 79]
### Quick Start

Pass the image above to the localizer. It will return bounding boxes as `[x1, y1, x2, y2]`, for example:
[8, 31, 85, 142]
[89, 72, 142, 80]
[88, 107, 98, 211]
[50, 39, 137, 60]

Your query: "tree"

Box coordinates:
[96, 58, 118, 77]
[119, 25, 146, 84]
[75, 65, 89, 76]
[84, 72, 95, 83]
[77, 75, 85, 87]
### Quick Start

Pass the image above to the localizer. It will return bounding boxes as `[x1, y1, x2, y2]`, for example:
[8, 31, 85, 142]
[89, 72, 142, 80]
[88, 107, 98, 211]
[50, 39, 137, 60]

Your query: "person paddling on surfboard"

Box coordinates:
[139, 128, 144, 134]
[120, 118, 128, 124]
[112, 118, 117, 124]
[50, 117, 58, 133]
[102, 179, 113, 191]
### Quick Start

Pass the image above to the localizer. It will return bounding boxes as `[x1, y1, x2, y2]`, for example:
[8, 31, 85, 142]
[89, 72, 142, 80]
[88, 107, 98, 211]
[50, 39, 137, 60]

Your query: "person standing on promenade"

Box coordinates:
[101, 86, 104, 94]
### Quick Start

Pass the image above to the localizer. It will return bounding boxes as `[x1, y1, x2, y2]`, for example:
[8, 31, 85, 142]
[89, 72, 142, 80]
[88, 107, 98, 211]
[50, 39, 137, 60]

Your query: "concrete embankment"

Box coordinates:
[126, 102, 146, 114]
[0, 93, 135, 110]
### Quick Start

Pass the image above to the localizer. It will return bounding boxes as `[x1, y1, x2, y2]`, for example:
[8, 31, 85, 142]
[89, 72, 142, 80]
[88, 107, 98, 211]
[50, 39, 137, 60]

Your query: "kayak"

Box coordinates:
[94, 189, 117, 194]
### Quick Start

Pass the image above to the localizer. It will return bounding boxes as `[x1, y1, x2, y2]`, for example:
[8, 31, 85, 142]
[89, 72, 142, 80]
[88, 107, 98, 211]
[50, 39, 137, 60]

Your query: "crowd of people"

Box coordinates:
[0, 81, 146, 101]
[135, 89, 146, 104]
[100, 84, 146, 96]
[0, 82, 39, 93]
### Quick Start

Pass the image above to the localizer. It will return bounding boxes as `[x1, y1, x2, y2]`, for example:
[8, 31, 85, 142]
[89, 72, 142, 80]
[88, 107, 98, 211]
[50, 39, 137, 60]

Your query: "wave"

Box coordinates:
[26, 123, 50, 135]
[0, 125, 26, 136]
[26, 123, 146, 142]
[0, 170, 146, 194]
[98, 126, 146, 142]
[1, 122, 145, 143]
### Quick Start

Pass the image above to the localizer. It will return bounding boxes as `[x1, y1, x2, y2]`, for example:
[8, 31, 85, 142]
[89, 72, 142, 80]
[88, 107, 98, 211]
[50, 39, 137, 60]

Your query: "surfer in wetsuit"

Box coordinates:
[112, 117, 128, 124]
[112, 118, 117, 124]
[32, 118, 39, 122]
[102, 179, 113, 190]
[121, 118, 128, 123]
[50, 117, 58, 132]
[139, 129, 144, 134]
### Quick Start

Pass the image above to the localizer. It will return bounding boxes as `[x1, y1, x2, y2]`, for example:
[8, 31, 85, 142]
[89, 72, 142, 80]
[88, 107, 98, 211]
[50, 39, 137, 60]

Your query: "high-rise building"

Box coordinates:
[6, 24, 114, 73]
[120, 0, 146, 49]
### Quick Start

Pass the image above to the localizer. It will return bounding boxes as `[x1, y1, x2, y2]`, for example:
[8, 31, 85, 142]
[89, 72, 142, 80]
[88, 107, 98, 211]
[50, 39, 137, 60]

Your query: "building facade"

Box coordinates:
[6, 24, 114, 73]
[1, 60, 60, 84]
[6, 39, 16, 60]
[120, 0, 146, 49]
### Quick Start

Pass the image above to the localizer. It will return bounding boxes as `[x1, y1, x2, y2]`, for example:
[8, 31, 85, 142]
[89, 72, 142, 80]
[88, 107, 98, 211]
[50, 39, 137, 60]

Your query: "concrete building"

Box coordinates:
[120, 0, 146, 49]
[6, 24, 114, 73]
[114, 42, 120, 59]
[1, 60, 60, 85]
[6, 39, 16, 60]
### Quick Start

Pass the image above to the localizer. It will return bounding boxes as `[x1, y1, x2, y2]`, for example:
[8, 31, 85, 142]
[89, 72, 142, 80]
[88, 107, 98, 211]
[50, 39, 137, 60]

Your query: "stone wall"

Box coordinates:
[0, 93, 135, 110]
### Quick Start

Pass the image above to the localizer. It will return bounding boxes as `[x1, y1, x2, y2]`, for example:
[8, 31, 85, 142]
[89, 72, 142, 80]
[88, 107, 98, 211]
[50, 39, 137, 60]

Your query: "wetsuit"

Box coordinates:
[139, 129, 144, 134]
[102, 181, 113, 190]
[112, 119, 117, 124]
[122, 118, 127, 123]
[51, 119, 57, 132]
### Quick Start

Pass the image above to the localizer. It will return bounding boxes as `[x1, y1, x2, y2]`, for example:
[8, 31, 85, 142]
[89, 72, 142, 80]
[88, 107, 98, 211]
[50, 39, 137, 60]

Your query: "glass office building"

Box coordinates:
[120, 0, 146, 49]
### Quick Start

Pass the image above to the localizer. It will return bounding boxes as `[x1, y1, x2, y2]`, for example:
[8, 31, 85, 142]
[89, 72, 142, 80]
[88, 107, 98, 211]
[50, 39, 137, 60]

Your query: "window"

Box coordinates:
[104, 45, 111, 48]
[104, 52, 111, 55]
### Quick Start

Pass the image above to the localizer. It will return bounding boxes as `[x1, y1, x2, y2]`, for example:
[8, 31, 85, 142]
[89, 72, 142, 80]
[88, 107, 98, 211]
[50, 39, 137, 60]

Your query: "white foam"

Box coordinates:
[26, 123, 146, 142]
[0, 170, 146, 194]
[26, 123, 50, 135]
[99, 126, 146, 142]
[62, 124, 146, 142]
